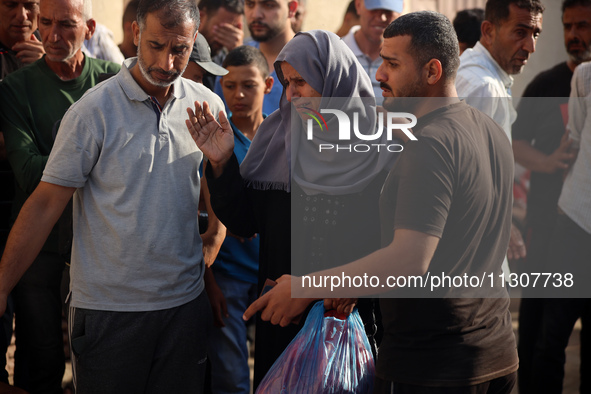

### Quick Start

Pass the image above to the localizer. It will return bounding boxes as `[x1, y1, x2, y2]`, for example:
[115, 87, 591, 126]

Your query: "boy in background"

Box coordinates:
[202, 45, 273, 394]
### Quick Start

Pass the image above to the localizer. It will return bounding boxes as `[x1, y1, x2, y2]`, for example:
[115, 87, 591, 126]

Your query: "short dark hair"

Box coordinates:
[562, 0, 591, 13]
[384, 11, 460, 81]
[346, 0, 358, 16]
[485, 0, 544, 25]
[453, 8, 484, 48]
[122, 0, 140, 25]
[222, 45, 270, 78]
[198, 0, 244, 15]
[137, 0, 200, 33]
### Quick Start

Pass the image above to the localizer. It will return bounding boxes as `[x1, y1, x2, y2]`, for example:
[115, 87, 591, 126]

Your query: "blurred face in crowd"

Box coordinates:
[376, 35, 427, 111]
[563, 4, 591, 64]
[200, 6, 243, 56]
[291, 0, 305, 33]
[39, 0, 93, 63]
[355, 0, 399, 44]
[0, 0, 40, 46]
[222, 64, 272, 118]
[133, 11, 195, 88]
[245, 0, 296, 42]
[183, 62, 207, 84]
[482, 4, 542, 75]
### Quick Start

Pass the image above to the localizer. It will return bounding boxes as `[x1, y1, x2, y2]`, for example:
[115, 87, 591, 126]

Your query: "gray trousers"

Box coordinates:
[69, 291, 211, 393]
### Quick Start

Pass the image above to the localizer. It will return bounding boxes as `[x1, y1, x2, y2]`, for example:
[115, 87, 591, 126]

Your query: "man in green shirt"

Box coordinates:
[0, 0, 119, 391]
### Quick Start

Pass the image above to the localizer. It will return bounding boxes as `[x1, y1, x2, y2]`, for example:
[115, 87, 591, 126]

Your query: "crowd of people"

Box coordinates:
[0, 0, 590, 393]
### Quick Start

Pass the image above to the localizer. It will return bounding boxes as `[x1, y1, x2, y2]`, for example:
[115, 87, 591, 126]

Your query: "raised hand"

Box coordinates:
[212, 22, 244, 52]
[186, 100, 234, 172]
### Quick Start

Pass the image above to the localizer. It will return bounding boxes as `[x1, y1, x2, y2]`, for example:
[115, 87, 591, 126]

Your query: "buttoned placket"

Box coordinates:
[149, 96, 170, 143]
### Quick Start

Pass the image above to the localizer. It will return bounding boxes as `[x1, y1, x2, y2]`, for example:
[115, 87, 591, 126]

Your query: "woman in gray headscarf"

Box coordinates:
[187, 29, 399, 389]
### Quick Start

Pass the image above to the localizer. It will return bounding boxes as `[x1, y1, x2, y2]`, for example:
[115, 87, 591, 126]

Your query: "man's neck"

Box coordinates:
[129, 63, 172, 106]
[45, 51, 86, 80]
[353, 29, 382, 61]
[414, 85, 459, 118]
[230, 112, 264, 140]
[257, 26, 295, 72]
[118, 41, 137, 59]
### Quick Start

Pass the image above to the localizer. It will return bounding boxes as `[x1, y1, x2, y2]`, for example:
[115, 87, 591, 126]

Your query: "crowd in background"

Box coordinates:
[0, 0, 590, 393]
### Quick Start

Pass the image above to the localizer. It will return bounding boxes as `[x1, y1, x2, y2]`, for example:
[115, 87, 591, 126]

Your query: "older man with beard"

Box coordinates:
[0, 0, 119, 391]
[0, 0, 224, 391]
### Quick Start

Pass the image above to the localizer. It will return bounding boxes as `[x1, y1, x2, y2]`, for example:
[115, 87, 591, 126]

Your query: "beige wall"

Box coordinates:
[91, 0, 126, 44]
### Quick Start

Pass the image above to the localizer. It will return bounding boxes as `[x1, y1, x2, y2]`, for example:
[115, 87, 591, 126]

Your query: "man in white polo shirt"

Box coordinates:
[342, 0, 403, 103]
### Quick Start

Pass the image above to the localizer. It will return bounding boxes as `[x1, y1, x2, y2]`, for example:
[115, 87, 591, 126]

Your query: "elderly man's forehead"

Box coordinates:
[39, 0, 85, 15]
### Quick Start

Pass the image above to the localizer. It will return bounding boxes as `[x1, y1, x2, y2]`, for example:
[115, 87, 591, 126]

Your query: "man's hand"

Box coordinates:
[243, 275, 314, 327]
[544, 131, 577, 174]
[186, 101, 234, 174]
[324, 298, 357, 315]
[212, 23, 244, 52]
[12, 34, 45, 65]
[204, 267, 228, 327]
[507, 223, 526, 261]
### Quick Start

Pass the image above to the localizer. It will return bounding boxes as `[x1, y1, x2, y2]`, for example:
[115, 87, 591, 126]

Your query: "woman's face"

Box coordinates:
[280, 61, 322, 114]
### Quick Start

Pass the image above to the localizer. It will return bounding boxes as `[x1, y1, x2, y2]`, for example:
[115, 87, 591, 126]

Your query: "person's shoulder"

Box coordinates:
[574, 61, 591, 80]
[456, 69, 501, 98]
[67, 70, 122, 115]
[181, 78, 225, 110]
[0, 58, 43, 84]
[86, 57, 122, 74]
[523, 62, 570, 95]
[0, 59, 45, 100]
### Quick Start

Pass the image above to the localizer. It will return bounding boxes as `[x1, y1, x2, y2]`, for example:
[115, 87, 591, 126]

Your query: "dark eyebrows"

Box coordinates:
[379, 53, 397, 61]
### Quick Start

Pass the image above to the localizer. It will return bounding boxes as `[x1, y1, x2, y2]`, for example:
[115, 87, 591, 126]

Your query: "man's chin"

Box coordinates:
[510, 65, 525, 75]
[250, 33, 272, 42]
[148, 76, 176, 88]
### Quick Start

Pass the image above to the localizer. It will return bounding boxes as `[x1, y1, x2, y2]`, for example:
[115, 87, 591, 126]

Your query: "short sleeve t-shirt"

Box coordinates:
[377, 101, 518, 386]
[42, 58, 225, 312]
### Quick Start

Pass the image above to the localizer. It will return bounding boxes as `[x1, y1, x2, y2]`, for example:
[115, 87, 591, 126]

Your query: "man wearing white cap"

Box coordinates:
[342, 0, 403, 103]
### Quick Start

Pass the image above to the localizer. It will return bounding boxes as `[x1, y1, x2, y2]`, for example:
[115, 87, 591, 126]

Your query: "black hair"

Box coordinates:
[485, 0, 544, 25]
[562, 0, 591, 13]
[198, 0, 244, 15]
[453, 8, 484, 48]
[384, 11, 460, 81]
[346, 0, 358, 16]
[222, 45, 270, 78]
[122, 0, 140, 25]
[137, 0, 200, 33]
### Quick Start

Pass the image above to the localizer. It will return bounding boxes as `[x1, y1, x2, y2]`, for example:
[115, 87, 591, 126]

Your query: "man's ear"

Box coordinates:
[354, 0, 362, 15]
[424, 58, 443, 86]
[480, 20, 495, 48]
[287, 1, 298, 19]
[199, 9, 208, 28]
[85, 18, 96, 40]
[264, 75, 274, 94]
[132, 20, 140, 46]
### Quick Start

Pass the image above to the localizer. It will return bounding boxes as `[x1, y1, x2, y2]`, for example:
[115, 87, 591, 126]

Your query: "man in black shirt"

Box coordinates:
[512, 1, 591, 392]
[243, 11, 518, 394]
